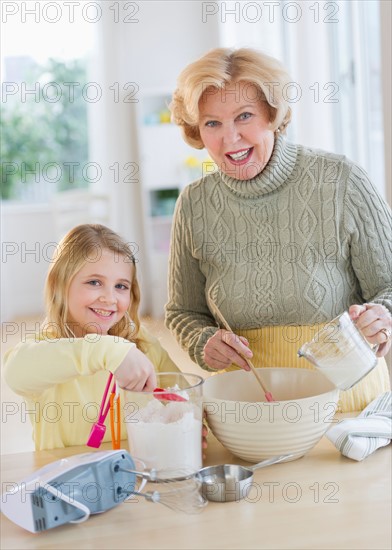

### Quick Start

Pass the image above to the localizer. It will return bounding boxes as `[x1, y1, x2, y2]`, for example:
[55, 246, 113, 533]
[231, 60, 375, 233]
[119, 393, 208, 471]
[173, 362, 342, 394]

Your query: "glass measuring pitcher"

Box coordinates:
[123, 373, 204, 475]
[298, 312, 378, 391]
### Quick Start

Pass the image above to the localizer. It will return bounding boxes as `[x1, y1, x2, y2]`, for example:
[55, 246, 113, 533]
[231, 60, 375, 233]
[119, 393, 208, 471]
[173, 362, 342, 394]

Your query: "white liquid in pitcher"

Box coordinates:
[315, 345, 377, 390]
[125, 399, 202, 474]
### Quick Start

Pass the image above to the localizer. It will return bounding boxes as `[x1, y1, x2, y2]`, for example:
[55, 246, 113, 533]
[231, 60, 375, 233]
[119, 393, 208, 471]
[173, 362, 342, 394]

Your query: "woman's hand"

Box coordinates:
[114, 347, 157, 391]
[203, 329, 253, 371]
[349, 303, 392, 357]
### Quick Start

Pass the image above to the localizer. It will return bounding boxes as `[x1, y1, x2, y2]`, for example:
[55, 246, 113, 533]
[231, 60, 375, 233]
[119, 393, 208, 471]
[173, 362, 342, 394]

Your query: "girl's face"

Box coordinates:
[198, 81, 275, 181]
[67, 248, 133, 337]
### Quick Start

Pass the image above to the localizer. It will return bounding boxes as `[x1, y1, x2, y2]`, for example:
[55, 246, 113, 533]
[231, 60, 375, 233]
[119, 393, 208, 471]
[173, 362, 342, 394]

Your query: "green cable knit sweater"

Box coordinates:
[165, 134, 392, 370]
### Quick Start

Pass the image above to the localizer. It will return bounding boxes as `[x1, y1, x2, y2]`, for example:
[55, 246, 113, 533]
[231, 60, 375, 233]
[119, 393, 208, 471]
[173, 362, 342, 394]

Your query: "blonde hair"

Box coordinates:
[170, 47, 292, 149]
[42, 224, 146, 350]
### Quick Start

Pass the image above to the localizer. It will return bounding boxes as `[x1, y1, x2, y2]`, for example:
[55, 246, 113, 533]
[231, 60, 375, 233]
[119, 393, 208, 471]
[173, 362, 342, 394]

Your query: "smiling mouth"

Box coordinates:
[225, 148, 253, 163]
[90, 308, 114, 318]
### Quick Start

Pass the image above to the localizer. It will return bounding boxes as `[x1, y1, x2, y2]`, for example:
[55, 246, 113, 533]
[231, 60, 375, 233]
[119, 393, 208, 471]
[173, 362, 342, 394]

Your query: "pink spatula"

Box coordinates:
[153, 388, 188, 402]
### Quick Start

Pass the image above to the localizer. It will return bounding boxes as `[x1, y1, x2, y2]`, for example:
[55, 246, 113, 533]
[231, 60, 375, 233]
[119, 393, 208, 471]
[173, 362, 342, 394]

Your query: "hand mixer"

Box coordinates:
[1, 450, 206, 533]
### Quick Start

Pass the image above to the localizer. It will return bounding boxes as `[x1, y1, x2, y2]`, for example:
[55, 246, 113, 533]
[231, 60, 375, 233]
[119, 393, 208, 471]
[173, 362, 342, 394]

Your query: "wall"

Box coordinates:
[1, 3, 220, 321]
[88, 2, 219, 314]
[380, 0, 391, 207]
[1, 204, 54, 320]
[1, 1, 390, 321]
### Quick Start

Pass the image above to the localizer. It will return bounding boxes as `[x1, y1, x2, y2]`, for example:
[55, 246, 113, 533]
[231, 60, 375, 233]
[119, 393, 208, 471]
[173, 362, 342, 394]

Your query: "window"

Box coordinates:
[329, 0, 384, 194]
[1, 2, 93, 202]
[214, 0, 386, 196]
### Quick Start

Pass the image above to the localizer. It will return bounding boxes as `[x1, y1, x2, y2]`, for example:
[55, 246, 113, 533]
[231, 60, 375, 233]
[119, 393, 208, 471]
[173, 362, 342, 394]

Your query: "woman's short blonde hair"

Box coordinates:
[42, 224, 146, 350]
[170, 47, 292, 149]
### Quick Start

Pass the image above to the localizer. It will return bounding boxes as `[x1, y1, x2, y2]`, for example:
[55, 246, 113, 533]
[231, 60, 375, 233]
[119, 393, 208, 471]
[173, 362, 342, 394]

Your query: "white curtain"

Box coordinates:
[215, 0, 387, 198]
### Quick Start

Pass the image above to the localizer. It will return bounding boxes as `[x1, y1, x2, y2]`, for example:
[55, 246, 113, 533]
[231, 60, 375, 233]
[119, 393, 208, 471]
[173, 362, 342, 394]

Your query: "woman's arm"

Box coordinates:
[165, 194, 219, 369]
[344, 163, 392, 309]
[344, 163, 392, 356]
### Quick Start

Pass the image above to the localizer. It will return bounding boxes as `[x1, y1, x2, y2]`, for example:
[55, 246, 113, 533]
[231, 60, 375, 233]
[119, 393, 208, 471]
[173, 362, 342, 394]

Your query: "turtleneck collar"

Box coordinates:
[218, 133, 298, 199]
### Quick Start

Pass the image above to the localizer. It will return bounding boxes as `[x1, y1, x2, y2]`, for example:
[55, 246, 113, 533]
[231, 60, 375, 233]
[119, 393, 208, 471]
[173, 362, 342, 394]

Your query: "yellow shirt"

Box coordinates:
[3, 326, 179, 450]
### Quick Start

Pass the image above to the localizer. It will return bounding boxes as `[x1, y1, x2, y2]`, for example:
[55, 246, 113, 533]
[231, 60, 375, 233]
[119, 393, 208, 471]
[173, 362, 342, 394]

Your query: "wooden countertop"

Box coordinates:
[1, 431, 391, 550]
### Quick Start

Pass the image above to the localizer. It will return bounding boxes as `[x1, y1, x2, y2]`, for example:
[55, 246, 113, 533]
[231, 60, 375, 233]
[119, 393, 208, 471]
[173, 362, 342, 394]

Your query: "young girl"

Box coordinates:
[3, 224, 180, 450]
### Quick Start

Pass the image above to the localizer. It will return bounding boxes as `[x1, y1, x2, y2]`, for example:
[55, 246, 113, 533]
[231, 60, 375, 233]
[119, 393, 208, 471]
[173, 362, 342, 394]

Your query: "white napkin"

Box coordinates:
[326, 391, 392, 461]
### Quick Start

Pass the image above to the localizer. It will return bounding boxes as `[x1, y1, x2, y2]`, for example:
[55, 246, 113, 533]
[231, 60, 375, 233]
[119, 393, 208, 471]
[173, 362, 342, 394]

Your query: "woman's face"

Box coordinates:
[67, 248, 133, 337]
[198, 81, 275, 180]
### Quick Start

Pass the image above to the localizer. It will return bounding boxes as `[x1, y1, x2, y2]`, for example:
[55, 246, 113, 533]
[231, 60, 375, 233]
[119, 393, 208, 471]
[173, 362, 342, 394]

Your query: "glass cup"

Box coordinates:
[298, 312, 378, 391]
[123, 372, 204, 476]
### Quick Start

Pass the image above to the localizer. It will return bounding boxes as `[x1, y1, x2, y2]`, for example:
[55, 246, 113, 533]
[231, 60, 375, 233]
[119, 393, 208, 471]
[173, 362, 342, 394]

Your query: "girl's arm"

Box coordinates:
[3, 334, 136, 396]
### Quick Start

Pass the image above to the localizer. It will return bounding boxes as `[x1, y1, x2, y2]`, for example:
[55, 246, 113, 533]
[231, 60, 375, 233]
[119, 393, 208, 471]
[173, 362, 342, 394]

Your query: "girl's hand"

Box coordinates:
[114, 347, 157, 391]
[349, 303, 392, 357]
[203, 329, 252, 371]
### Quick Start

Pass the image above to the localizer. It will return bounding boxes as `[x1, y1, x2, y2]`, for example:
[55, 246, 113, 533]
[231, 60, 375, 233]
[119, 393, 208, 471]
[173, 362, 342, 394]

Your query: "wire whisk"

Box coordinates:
[122, 477, 208, 514]
[118, 466, 197, 483]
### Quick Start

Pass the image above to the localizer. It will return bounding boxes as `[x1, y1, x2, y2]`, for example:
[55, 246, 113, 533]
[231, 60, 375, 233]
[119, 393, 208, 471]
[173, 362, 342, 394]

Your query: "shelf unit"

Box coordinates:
[135, 89, 209, 317]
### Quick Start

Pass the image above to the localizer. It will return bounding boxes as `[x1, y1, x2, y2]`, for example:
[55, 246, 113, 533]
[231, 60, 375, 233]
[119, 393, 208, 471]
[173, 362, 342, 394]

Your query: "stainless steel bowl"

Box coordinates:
[198, 454, 291, 502]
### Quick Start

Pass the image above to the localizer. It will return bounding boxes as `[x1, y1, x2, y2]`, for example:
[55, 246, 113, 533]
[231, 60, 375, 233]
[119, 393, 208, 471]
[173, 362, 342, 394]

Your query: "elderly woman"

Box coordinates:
[165, 47, 392, 412]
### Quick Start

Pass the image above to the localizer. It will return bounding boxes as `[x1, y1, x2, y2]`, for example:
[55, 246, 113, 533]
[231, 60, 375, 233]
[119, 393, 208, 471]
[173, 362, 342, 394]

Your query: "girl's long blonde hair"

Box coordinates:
[42, 224, 146, 350]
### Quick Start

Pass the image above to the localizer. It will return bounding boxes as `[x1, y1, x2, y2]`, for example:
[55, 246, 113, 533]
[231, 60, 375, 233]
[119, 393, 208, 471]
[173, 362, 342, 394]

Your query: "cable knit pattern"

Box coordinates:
[165, 135, 392, 370]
